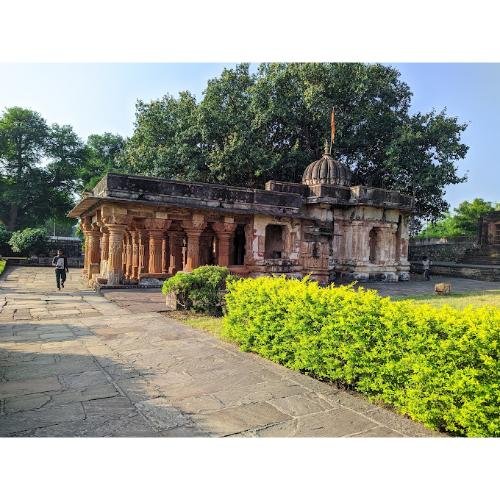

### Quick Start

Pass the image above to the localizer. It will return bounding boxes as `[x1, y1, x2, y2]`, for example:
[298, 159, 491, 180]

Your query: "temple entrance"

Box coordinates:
[265, 224, 284, 259]
[199, 226, 217, 266]
[232, 224, 246, 265]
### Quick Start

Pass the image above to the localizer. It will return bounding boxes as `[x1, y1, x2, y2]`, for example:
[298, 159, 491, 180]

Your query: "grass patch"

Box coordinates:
[163, 310, 223, 336]
[398, 290, 500, 309]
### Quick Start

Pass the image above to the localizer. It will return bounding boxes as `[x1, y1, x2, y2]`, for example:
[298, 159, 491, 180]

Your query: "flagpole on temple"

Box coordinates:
[329, 106, 335, 155]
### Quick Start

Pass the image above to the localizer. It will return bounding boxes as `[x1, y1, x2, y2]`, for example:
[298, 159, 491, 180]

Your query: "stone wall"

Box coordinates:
[4, 257, 84, 268]
[411, 260, 500, 282]
[409, 236, 478, 262]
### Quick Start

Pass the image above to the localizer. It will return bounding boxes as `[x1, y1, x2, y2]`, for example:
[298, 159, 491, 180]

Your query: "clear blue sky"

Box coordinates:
[0, 63, 498, 210]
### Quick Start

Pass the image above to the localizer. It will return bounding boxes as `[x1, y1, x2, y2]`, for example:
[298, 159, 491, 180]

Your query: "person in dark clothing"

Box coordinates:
[52, 249, 69, 290]
[422, 255, 431, 281]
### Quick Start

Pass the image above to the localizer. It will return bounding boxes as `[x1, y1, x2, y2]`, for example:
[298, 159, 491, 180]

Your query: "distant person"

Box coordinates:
[422, 255, 431, 281]
[52, 249, 69, 290]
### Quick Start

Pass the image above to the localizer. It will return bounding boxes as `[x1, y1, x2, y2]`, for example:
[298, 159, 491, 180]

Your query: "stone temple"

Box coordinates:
[69, 145, 413, 286]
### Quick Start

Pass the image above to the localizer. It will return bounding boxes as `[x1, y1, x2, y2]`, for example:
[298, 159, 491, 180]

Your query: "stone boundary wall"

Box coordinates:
[409, 236, 478, 262]
[3, 257, 84, 268]
[411, 260, 500, 282]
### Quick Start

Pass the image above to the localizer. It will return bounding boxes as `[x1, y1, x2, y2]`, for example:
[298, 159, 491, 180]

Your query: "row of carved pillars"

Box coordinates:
[82, 219, 237, 285]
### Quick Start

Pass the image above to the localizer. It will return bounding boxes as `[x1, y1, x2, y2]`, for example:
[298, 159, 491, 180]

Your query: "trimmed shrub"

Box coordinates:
[223, 276, 500, 437]
[162, 265, 233, 316]
[0, 224, 12, 256]
[9, 227, 50, 256]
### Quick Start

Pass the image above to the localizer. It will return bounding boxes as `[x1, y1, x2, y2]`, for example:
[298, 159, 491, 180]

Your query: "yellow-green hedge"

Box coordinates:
[223, 276, 500, 437]
[0, 259, 6, 275]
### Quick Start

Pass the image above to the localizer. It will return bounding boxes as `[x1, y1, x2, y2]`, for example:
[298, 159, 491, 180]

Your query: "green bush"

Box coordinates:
[223, 276, 500, 437]
[0, 259, 6, 275]
[162, 265, 233, 316]
[9, 227, 50, 256]
[0, 224, 12, 256]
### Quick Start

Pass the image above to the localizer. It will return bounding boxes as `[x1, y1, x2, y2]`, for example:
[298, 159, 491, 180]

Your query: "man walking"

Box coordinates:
[52, 249, 69, 290]
[422, 255, 431, 281]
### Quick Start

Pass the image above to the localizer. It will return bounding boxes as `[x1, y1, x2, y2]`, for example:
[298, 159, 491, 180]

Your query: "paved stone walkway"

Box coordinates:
[0, 266, 439, 437]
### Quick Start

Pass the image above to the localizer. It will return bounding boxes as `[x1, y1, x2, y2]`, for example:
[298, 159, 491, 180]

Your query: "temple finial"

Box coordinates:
[324, 139, 330, 155]
[330, 106, 335, 154]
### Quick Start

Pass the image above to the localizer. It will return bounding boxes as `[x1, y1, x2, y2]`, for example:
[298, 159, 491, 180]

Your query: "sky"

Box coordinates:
[0, 63, 498, 210]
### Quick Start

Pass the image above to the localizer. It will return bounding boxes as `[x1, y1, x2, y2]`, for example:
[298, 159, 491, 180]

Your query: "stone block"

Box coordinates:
[255, 407, 376, 437]
[0, 376, 62, 399]
[191, 401, 290, 436]
[0, 402, 85, 435]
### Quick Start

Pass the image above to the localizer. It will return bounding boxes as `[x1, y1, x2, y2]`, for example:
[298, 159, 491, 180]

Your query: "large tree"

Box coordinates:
[0, 107, 86, 230]
[122, 92, 204, 181]
[0, 107, 48, 229]
[123, 63, 468, 222]
[80, 132, 126, 190]
[418, 198, 498, 238]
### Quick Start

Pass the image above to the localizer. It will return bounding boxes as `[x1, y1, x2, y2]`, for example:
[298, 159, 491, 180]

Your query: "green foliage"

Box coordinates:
[418, 198, 497, 238]
[454, 198, 498, 234]
[417, 213, 462, 238]
[122, 92, 204, 181]
[0, 259, 5, 275]
[0, 223, 12, 255]
[9, 227, 50, 256]
[0, 107, 86, 230]
[162, 265, 231, 316]
[80, 132, 126, 190]
[223, 276, 500, 436]
[41, 217, 78, 237]
[123, 63, 468, 221]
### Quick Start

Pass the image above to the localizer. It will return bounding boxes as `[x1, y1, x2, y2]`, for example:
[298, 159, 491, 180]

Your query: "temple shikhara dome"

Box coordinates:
[301, 149, 352, 187]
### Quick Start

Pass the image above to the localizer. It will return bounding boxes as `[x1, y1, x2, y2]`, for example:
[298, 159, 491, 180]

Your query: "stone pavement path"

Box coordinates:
[0, 266, 438, 437]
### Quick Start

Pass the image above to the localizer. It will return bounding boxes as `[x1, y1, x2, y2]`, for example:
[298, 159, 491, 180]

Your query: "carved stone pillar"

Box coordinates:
[182, 216, 206, 271]
[184, 230, 202, 271]
[106, 223, 127, 285]
[145, 219, 172, 275]
[122, 232, 128, 275]
[162, 234, 169, 274]
[138, 229, 149, 277]
[125, 232, 134, 279]
[87, 223, 101, 279]
[131, 231, 140, 279]
[213, 221, 237, 267]
[81, 218, 92, 277]
[148, 231, 164, 274]
[168, 230, 185, 275]
[99, 225, 109, 277]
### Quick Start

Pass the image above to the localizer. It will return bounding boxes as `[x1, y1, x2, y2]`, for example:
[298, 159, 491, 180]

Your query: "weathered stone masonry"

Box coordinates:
[69, 149, 413, 285]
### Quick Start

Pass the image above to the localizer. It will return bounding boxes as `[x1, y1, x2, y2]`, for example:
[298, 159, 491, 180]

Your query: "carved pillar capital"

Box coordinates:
[144, 218, 172, 231]
[212, 221, 237, 236]
[182, 214, 206, 234]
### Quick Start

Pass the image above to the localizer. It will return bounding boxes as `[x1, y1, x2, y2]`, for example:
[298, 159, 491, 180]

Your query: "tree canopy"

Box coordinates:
[123, 63, 469, 222]
[80, 132, 126, 190]
[0, 107, 125, 230]
[1, 63, 470, 232]
[418, 198, 498, 239]
[0, 107, 85, 230]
